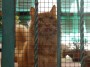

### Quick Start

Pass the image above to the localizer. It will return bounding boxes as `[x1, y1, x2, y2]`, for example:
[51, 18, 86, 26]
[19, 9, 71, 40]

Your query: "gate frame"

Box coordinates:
[2, 0, 15, 67]
[2, 0, 63, 67]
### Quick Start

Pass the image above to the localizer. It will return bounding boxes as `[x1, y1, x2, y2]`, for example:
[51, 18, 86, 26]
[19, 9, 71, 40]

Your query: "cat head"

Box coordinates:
[30, 5, 57, 36]
[30, 5, 56, 18]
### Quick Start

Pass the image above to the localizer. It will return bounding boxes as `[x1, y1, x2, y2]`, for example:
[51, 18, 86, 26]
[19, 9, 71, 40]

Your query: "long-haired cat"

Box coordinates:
[15, 24, 28, 62]
[18, 5, 57, 67]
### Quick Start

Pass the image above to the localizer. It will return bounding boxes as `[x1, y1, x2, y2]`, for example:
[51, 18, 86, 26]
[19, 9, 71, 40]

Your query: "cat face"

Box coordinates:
[38, 12, 57, 36]
[30, 5, 57, 36]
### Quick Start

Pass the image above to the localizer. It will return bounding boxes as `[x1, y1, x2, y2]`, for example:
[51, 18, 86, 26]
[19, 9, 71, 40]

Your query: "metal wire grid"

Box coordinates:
[15, 0, 58, 67]
[15, 0, 89, 67]
[2, 0, 90, 67]
[35, 0, 58, 67]
[61, 0, 86, 67]
[15, 0, 34, 67]
[16, 0, 34, 26]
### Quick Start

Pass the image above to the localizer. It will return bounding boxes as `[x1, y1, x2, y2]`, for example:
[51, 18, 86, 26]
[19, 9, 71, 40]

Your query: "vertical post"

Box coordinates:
[34, 0, 38, 67]
[2, 0, 15, 67]
[80, 0, 84, 67]
[76, 0, 80, 15]
[57, 0, 61, 67]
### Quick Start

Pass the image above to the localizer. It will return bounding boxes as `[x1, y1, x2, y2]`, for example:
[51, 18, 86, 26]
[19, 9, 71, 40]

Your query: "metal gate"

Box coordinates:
[2, 0, 90, 67]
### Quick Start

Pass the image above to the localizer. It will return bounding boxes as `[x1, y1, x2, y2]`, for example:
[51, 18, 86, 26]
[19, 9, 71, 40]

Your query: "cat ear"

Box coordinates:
[50, 5, 56, 16]
[30, 7, 35, 16]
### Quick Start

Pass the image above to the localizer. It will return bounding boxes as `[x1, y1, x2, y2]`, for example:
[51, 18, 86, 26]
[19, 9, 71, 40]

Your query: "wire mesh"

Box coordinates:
[61, 0, 90, 67]
[61, 0, 80, 66]
[15, 0, 90, 67]
[15, 0, 58, 67]
[15, 0, 34, 67]
[2, 0, 90, 67]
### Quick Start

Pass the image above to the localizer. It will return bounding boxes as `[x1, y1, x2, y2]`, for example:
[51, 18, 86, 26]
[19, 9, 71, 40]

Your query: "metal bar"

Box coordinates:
[80, 0, 84, 67]
[34, 0, 38, 67]
[76, 0, 80, 15]
[2, 0, 15, 67]
[57, 0, 61, 67]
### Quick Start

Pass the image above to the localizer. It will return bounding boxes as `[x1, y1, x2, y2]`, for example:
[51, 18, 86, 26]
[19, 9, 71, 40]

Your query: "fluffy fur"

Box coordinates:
[15, 24, 28, 62]
[18, 5, 57, 67]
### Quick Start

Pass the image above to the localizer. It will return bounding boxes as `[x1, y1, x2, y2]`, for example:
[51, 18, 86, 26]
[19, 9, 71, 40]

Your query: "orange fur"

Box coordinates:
[18, 5, 57, 67]
[15, 24, 28, 62]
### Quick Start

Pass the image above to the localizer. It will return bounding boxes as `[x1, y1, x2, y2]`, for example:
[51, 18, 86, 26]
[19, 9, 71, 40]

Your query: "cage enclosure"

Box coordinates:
[1, 0, 90, 67]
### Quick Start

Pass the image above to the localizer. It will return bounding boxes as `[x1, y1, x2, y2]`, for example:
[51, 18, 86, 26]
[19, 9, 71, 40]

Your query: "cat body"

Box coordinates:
[15, 24, 28, 62]
[18, 5, 57, 67]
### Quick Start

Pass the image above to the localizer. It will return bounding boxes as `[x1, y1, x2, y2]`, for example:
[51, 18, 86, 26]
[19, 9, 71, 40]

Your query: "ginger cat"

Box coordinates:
[18, 5, 57, 67]
[15, 24, 28, 62]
